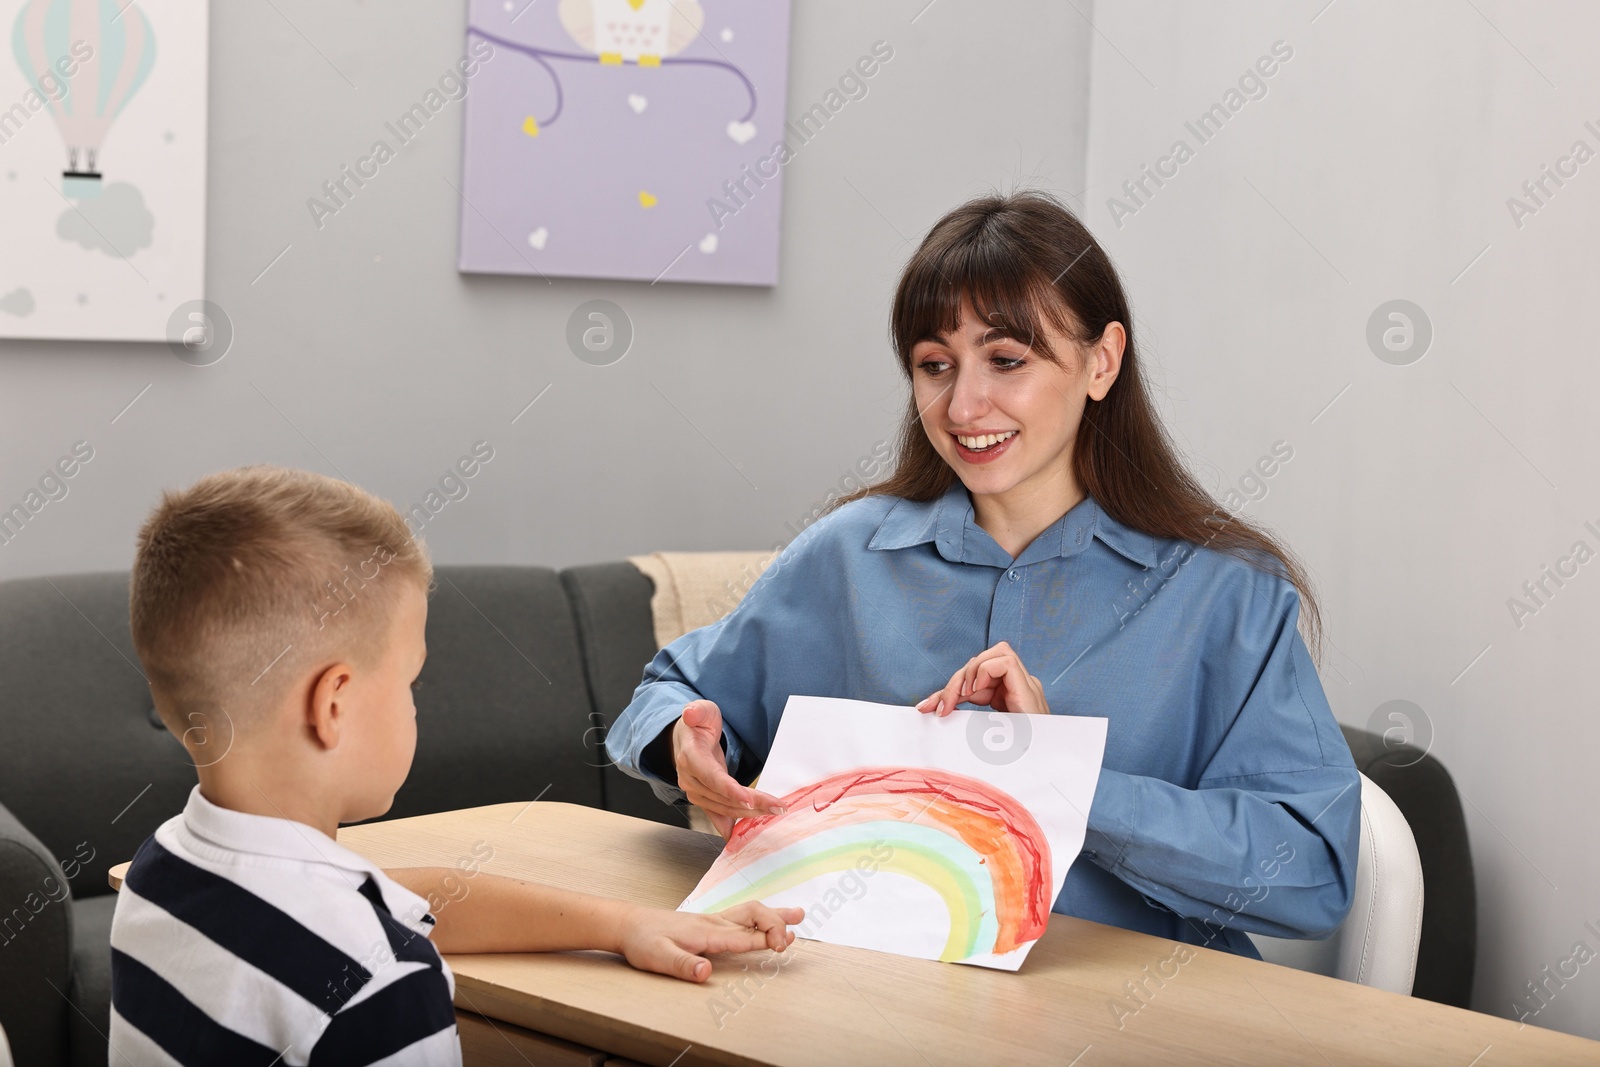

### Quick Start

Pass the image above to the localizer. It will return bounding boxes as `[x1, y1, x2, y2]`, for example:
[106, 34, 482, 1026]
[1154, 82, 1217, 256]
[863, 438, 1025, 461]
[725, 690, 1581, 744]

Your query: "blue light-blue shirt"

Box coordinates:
[606, 482, 1360, 957]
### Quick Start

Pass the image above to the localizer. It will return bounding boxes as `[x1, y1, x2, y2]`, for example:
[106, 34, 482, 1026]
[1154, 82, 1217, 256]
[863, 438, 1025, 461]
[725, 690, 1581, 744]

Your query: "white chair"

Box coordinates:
[1251, 773, 1425, 994]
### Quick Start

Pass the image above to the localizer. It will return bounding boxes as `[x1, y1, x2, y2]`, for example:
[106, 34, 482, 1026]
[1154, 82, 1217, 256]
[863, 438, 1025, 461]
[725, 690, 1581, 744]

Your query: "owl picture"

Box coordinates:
[559, 0, 704, 66]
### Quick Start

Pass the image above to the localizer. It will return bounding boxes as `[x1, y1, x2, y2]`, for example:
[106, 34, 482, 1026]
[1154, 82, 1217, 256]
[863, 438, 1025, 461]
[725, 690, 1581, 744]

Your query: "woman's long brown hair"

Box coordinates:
[832, 190, 1322, 656]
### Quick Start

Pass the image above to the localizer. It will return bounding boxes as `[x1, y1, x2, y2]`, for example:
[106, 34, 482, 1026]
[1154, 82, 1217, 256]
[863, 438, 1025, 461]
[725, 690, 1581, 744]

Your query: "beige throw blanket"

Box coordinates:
[626, 550, 778, 649]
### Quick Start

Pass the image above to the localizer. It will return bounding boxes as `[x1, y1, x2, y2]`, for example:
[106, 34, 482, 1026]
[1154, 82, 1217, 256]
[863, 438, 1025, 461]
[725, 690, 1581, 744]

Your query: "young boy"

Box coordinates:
[110, 466, 799, 1066]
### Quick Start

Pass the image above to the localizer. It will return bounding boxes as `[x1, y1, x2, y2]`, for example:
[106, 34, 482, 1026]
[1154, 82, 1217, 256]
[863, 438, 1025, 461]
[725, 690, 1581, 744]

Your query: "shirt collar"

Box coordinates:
[179, 785, 387, 884]
[867, 481, 1160, 569]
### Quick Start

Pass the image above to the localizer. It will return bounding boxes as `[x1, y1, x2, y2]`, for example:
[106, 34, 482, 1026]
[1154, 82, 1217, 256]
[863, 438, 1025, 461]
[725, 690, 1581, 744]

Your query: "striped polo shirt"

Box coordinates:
[109, 786, 461, 1066]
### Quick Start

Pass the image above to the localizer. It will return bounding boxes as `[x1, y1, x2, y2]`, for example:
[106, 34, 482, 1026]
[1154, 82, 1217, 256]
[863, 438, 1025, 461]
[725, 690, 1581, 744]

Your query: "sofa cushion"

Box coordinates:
[559, 563, 681, 825]
[0, 574, 196, 901]
[386, 566, 601, 820]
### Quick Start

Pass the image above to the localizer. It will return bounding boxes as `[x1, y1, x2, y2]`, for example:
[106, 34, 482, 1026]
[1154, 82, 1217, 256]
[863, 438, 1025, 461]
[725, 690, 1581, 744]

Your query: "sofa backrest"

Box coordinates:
[0, 566, 602, 898]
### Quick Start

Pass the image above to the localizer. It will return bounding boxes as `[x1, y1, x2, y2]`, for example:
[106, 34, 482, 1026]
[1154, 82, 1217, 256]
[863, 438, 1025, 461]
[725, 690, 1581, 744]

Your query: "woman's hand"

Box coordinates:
[617, 900, 804, 983]
[914, 640, 1050, 717]
[673, 700, 787, 838]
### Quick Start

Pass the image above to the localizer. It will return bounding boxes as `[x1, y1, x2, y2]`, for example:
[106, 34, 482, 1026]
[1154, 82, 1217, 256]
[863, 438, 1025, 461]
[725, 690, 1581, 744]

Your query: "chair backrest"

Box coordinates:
[1252, 773, 1425, 994]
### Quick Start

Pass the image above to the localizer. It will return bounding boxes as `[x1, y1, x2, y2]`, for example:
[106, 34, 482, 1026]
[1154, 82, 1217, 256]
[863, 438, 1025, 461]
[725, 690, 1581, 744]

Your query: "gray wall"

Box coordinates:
[0, 1, 1092, 579]
[1084, 0, 1600, 1040]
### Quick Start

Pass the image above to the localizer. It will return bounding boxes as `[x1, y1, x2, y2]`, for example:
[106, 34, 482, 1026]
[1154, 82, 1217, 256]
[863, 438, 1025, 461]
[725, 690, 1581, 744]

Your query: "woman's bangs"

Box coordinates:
[896, 234, 1067, 362]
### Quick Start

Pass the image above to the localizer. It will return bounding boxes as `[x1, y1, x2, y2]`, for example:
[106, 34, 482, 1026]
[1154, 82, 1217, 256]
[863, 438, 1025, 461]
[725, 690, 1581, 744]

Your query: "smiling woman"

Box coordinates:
[607, 190, 1362, 960]
[846, 191, 1320, 646]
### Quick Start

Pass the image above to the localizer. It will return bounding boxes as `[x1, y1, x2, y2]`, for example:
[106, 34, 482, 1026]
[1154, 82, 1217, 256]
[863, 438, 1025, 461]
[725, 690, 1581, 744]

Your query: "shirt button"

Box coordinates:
[1007, 570, 1019, 581]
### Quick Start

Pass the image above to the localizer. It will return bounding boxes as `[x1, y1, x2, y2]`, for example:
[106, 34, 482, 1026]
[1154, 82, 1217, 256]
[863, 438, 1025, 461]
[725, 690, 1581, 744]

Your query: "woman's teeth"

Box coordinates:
[956, 431, 1017, 451]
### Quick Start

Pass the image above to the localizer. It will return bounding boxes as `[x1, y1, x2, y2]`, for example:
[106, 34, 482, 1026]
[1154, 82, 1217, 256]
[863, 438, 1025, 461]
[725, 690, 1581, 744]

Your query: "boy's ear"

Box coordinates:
[308, 662, 356, 750]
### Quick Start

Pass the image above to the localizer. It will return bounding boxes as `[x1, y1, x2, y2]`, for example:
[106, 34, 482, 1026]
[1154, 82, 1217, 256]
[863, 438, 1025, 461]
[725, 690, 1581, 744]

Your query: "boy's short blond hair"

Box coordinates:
[131, 466, 432, 729]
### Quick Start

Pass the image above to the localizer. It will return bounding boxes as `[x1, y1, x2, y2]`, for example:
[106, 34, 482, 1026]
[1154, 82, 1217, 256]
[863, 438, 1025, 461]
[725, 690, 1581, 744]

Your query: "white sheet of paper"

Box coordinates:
[679, 695, 1108, 971]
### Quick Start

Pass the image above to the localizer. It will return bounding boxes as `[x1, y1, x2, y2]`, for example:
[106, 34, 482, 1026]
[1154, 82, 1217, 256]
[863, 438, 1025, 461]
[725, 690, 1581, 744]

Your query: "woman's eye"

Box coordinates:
[992, 355, 1025, 370]
[917, 359, 950, 375]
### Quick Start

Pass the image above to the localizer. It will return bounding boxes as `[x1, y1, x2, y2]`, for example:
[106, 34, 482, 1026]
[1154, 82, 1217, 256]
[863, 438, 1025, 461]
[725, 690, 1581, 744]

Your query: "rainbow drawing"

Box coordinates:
[680, 767, 1053, 963]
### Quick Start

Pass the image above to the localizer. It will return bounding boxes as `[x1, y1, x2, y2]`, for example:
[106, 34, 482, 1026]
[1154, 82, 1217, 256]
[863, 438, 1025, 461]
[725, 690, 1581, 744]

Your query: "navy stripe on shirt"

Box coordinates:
[112, 948, 288, 1066]
[308, 965, 457, 1066]
[124, 835, 372, 1014]
[357, 875, 442, 968]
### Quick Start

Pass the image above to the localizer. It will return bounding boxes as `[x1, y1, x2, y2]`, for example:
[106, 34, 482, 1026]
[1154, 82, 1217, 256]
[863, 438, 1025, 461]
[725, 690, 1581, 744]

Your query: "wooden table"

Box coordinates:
[326, 802, 1600, 1067]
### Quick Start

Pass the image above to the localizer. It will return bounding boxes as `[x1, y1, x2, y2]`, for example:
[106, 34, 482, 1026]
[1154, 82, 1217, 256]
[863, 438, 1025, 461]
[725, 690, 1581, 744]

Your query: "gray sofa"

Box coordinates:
[0, 564, 1476, 1065]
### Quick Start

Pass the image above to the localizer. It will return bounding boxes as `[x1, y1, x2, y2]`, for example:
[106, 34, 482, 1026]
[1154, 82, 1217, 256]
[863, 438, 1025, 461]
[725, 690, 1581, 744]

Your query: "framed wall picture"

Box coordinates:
[0, 0, 209, 342]
[458, 0, 793, 286]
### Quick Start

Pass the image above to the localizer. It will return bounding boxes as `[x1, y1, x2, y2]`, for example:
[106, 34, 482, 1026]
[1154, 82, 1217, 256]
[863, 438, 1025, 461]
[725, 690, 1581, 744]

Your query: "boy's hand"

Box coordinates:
[617, 901, 804, 983]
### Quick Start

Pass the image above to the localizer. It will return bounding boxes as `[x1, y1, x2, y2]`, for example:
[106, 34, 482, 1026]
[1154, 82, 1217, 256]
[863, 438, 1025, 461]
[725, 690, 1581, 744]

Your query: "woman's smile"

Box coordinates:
[952, 429, 1019, 464]
[909, 302, 1100, 523]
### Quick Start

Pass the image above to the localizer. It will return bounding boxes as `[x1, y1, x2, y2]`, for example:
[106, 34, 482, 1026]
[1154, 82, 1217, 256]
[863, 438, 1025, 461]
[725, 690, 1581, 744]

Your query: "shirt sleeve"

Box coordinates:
[1081, 569, 1362, 942]
[310, 876, 459, 1065]
[604, 522, 838, 806]
[308, 965, 459, 1066]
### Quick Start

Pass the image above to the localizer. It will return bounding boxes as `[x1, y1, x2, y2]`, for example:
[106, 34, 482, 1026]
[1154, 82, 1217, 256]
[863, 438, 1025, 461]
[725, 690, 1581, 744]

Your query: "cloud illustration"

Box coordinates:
[0, 288, 35, 316]
[56, 183, 155, 258]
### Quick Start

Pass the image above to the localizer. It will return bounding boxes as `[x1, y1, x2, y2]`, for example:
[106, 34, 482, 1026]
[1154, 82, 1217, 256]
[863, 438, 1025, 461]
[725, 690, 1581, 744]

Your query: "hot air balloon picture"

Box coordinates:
[12, 0, 156, 198]
[456, 0, 792, 285]
[0, 0, 210, 342]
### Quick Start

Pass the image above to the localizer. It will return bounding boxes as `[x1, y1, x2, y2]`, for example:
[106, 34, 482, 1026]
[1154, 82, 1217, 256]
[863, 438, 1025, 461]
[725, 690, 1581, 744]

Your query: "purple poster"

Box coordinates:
[458, 0, 793, 286]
